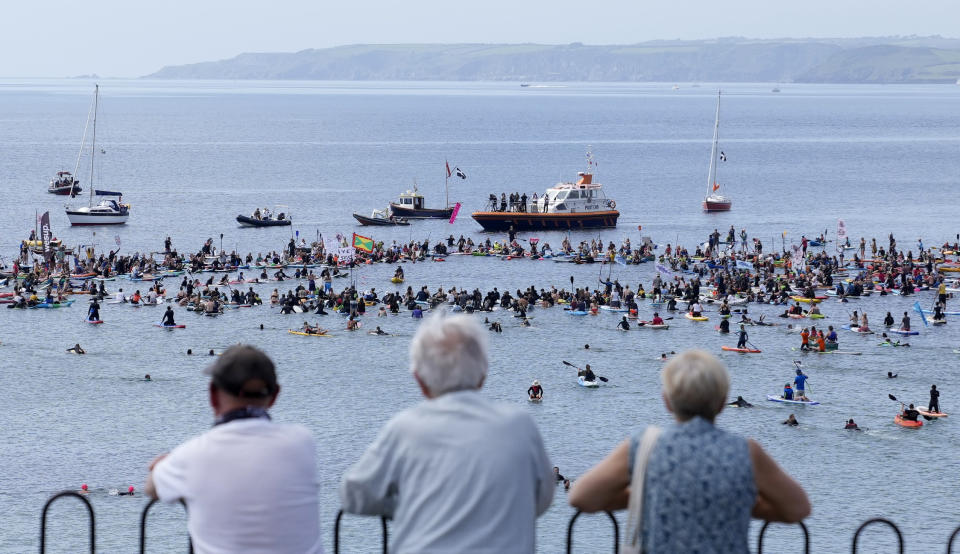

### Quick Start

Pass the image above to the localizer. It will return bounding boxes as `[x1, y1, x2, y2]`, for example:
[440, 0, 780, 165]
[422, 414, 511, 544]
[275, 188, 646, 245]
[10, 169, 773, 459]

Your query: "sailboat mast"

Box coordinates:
[706, 90, 721, 195]
[88, 85, 99, 207]
[73, 96, 95, 179]
[445, 163, 450, 208]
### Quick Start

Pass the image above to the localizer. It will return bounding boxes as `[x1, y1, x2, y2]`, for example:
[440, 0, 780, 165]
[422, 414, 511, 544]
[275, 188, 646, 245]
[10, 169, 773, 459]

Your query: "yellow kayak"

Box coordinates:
[790, 295, 823, 304]
[287, 330, 331, 337]
[685, 313, 709, 321]
[391, 277, 404, 283]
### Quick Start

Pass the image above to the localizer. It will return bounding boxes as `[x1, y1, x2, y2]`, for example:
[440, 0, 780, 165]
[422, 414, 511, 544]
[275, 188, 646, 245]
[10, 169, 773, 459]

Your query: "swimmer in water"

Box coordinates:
[888, 371, 898, 378]
[117, 486, 135, 496]
[144, 374, 152, 381]
[584, 344, 590, 350]
[67, 344, 85, 354]
[80, 484, 89, 494]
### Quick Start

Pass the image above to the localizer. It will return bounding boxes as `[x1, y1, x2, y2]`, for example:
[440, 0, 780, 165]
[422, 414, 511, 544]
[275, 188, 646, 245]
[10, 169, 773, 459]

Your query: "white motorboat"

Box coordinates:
[65, 85, 130, 226]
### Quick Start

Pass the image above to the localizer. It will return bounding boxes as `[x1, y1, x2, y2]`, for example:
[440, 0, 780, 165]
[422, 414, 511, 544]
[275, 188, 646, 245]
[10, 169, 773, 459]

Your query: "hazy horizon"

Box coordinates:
[2, 0, 956, 78]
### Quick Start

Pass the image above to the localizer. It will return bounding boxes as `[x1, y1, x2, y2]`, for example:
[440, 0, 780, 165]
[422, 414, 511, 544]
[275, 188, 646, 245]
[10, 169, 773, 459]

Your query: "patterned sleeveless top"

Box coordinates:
[628, 417, 755, 553]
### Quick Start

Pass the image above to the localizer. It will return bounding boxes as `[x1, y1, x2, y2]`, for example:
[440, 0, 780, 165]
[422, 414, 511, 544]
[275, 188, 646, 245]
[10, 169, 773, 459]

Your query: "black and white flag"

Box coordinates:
[719, 151, 727, 162]
[455, 167, 466, 179]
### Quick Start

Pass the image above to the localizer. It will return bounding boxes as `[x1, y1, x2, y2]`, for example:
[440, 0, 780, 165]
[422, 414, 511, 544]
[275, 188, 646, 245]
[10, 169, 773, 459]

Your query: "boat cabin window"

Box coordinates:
[555, 191, 568, 200]
[414, 197, 423, 209]
[567, 190, 580, 199]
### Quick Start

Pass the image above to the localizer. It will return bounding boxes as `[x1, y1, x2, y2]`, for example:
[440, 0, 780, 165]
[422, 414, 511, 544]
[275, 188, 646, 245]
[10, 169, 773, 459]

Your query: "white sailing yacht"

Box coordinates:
[702, 90, 732, 212]
[65, 85, 130, 226]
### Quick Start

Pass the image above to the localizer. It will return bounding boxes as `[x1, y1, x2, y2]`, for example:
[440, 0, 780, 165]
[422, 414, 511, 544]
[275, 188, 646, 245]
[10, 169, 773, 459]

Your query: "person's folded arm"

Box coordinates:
[339, 432, 397, 517]
[569, 440, 631, 513]
[749, 440, 811, 522]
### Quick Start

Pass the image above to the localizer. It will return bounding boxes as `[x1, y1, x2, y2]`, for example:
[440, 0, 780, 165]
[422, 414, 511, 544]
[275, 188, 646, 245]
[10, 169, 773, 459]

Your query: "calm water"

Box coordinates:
[2, 80, 960, 553]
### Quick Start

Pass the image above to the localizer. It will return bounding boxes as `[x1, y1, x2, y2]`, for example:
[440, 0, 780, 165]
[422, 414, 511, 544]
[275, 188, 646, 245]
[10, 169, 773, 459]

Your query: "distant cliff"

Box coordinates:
[146, 37, 960, 84]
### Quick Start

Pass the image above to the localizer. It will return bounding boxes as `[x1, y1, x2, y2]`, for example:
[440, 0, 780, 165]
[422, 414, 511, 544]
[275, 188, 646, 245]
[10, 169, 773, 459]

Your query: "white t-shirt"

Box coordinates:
[153, 419, 323, 554]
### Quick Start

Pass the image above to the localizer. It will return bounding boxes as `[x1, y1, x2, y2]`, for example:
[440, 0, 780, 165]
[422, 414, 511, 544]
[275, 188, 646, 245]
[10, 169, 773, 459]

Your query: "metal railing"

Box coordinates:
[40, 491, 94, 554]
[333, 509, 388, 554]
[37, 492, 960, 553]
[566, 510, 619, 553]
[139, 498, 192, 554]
[757, 520, 810, 553]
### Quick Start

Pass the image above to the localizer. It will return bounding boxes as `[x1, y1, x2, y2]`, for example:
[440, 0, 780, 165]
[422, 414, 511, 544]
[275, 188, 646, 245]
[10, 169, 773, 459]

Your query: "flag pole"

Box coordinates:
[445, 160, 450, 208]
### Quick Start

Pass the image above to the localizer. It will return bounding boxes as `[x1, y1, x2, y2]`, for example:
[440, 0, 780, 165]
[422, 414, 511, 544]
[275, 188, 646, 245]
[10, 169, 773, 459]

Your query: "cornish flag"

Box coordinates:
[455, 167, 466, 179]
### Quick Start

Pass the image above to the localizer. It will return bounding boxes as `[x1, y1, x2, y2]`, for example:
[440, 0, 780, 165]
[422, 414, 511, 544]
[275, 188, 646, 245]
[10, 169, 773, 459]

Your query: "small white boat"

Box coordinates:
[578, 375, 599, 388]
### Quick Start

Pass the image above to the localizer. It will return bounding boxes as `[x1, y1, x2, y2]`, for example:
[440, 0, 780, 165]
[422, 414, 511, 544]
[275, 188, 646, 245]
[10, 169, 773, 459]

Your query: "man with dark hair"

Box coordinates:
[145, 345, 322, 553]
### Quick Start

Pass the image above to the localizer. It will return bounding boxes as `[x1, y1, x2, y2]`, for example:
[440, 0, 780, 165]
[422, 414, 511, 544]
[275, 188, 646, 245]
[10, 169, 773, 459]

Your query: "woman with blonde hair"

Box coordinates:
[570, 350, 810, 553]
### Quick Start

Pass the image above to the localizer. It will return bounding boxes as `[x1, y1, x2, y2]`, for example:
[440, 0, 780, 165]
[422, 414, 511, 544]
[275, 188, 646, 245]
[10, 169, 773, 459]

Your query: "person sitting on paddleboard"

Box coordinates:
[901, 404, 920, 422]
[527, 380, 543, 400]
[859, 312, 871, 333]
[718, 301, 731, 317]
[826, 326, 838, 344]
[617, 316, 630, 331]
[728, 396, 753, 408]
[794, 369, 809, 400]
[67, 344, 85, 355]
[782, 383, 794, 401]
[933, 303, 946, 322]
[929, 385, 940, 413]
[88, 299, 101, 322]
[844, 419, 860, 430]
[809, 304, 821, 316]
[161, 307, 176, 326]
[783, 414, 799, 426]
[651, 312, 664, 325]
[347, 315, 360, 331]
[736, 325, 748, 349]
[394, 266, 404, 280]
[900, 312, 911, 331]
[690, 302, 703, 318]
[131, 290, 142, 304]
[579, 364, 597, 382]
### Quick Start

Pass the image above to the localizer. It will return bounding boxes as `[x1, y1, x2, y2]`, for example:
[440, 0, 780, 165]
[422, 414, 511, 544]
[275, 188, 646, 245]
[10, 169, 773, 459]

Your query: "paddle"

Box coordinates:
[889, 393, 934, 420]
[561, 360, 609, 382]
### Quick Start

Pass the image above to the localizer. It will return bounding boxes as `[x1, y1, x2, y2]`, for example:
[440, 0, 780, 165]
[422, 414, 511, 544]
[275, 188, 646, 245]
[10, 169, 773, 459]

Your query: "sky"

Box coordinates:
[0, 0, 955, 77]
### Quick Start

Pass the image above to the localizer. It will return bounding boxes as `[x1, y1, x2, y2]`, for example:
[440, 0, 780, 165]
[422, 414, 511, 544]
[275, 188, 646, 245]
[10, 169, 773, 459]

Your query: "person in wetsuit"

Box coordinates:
[844, 419, 860, 430]
[884, 312, 895, 327]
[88, 299, 101, 321]
[67, 344, 85, 354]
[719, 318, 730, 333]
[527, 380, 543, 400]
[736, 325, 748, 348]
[929, 385, 941, 413]
[783, 414, 799, 426]
[617, 316, 630, 331]
[728, 396, 753, 408]
[161, 306, 176, 326]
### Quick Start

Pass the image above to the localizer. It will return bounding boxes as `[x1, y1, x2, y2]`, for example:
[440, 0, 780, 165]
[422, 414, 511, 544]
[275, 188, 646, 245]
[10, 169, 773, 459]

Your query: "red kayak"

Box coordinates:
[894, 414, 922, 428]
[721, 346, 761, 353]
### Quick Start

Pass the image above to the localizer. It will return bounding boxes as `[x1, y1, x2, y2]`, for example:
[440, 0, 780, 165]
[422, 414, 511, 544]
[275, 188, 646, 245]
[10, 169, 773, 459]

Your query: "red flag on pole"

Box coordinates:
[445, 161, 452, 178]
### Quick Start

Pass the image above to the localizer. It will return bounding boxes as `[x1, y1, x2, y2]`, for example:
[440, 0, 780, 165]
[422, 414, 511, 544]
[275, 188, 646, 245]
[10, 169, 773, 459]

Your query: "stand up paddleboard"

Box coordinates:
[721, 346, 762, 353]
[154, 324, 186, 329]
[916, 407, 948, 418]
[767, 395, 820, 405]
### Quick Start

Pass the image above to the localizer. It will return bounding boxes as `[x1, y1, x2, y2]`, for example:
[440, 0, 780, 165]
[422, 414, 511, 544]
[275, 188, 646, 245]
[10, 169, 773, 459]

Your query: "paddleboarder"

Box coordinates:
[728, 396, 753, 407]
[161, 306, 176, 327]
[736, 324, 748, 349]
[527, 380, 543, 400]
[929, 385, 940, 413]
[794, 368, 809, 401]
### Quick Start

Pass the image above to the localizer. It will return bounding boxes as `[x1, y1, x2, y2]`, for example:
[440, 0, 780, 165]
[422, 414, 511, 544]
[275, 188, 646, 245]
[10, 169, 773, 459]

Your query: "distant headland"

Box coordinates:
[144, 36, 960, 84]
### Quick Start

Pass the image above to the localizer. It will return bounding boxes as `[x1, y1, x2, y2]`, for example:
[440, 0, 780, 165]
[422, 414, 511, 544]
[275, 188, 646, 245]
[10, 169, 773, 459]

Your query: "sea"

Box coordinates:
[1, 79, 959, 553]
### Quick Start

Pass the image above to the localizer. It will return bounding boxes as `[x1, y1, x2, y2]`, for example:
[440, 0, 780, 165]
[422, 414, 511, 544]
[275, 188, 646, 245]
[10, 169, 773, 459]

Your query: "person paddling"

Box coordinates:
[728, 395, 753, 407]
[579, 364, 597, 382]
[929, 385, 941, 413]
[736, 324, 748, 349]
[527, 380, 543, 400]
[794, 368, 809, 401]
[901, 403, 920, 422]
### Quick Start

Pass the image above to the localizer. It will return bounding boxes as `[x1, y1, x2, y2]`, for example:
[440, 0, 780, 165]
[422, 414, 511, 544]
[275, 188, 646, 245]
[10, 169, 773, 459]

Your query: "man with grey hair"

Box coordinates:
[340, 312, 554, 552]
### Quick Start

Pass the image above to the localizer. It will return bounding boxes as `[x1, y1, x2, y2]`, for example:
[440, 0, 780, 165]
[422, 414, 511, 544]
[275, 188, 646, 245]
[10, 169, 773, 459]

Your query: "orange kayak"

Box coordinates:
[894, 414, 923, 428]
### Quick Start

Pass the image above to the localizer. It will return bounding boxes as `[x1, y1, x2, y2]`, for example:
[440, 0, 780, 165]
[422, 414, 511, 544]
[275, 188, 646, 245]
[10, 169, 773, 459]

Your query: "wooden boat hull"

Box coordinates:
[353, 213, 410, 226]
[470, 210, 619, 231]
[389, 203, 454, 219]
